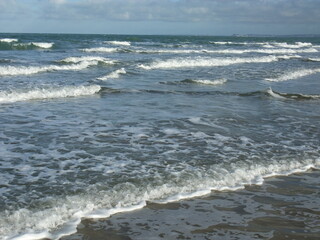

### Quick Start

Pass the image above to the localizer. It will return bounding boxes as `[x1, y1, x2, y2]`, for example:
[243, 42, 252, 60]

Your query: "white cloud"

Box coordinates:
[1, 0, 319, 34]
[37, 0, 320, 24]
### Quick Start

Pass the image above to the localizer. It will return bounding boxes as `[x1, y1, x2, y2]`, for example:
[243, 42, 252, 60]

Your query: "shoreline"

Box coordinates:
[61, 169, 320, 240]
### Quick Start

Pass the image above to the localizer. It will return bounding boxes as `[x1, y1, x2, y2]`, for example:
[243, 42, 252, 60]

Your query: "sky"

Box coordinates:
[0, 0, 319, 35]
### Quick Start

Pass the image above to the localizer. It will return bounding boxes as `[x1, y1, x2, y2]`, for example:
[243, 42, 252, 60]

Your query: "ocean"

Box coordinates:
[0, 33, 319, 240]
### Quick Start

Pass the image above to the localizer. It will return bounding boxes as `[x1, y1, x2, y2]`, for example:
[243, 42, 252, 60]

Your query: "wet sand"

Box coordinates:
[61, 169, 320, 240]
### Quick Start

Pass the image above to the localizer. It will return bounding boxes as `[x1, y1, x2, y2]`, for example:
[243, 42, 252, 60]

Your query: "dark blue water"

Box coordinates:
[0, 33, 319, 239]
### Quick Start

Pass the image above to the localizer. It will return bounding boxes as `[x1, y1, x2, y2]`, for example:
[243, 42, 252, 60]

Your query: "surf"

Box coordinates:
[139, 55, 295, 70]
[0, 85, 101, 103]
[266, 68, 320, 82]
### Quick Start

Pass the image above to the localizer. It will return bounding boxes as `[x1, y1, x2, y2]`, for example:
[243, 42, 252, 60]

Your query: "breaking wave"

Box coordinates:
[0, 56, 115, 76]
[266, 68, 320, 82]
[0, 38, 18, 43]
[139, 55, 295, 70]
[0, 85, 101, 103]
[180, 78, 227, 85]
[105, 41, 131, 46]
[3, 158, 318, 240]
[306, 57, 320, 62]
[266, 88, 320, 100]
[210, 41, 313, 48]
[0, 41, 54, 50]
[59, 56, 115, 64]
[0, 62, 94, 76]
[97, 68, 126, 81]
[206, 48, 317, 55]
[30, 42, 54, 49]
[82, 47, 118, 53]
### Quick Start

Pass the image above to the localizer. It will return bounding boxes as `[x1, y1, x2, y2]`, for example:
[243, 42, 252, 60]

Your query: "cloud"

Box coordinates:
[38, 0, 320, 24]
[0, 0, 319, 34]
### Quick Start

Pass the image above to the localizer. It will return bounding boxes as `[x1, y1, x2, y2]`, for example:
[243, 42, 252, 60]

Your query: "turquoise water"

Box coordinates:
[0, 33, 319, 239]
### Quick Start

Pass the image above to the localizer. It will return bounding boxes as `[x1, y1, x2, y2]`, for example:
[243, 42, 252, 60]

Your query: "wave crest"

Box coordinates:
[82, 47, 118, 53]
[181, 78, 227, 85]
[97, 68, 126, 81]
[0, 85, 101, 103]
[0, 38, 18, 43]
[139, 55, 293, 70]
[266, 68, 320, 82]
[59, 56, 115, 64]
[31, 42, 54, 49]
[266, 88, 320, 100]
[105, 41, 131, 46]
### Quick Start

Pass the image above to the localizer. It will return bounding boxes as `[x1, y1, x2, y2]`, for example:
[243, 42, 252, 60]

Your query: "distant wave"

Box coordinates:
[266, 88, 320, 100]
[266, 68, 320, 82]
[97, 68, 126, 81]
[59, 56, 115, 64]
[306, 57, 320, 62]
[14, 42, 54, 49]
[166, 78, 227, 86]
[206, 48, 317, 55]
[0, 41, 54, 50]
[1, 62, 93, 76]
[0, 57, 114, 76]
[108, 48, 315, 55]
[0, 85, 101, 103]
[82, 47, 118, 53]
[105, 41, 131, 46]
[0, 38, 18, 43]
[139, 55, 295, 70]
[183, 78, 227, 85]
[270, 42, 313, 49]
[210, 41, 313, 49]
[31, 42, 54, 49]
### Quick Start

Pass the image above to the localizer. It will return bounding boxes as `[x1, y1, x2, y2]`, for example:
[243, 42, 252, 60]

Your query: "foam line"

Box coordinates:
[82, 47, 118, 53]
[266, 68, 320, 82]
[0, 59, 107, 76]
[97, 68, 126, 81]
[139, 55, 293, 70]
[105, 41, 131, 46]
[0, 85, 101, 103]
[0, 38, 18, 43]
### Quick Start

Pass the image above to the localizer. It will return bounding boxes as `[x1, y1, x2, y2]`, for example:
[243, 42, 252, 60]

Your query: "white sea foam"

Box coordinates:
[59, 56, 115, 64]
[0, 60, 103, 76]
[128, 48, 313, 55]
[0, 38, 18, 43]
[82, 47, 118, 53]
[211, 41, 234, 45]
[308, 57, 320, 62]
[190, 78, 227, 85]
[105, 41, 131, 46]
[97, 68, 126, 81]
[210, 41, 313, 49]
[272, 42, 313, 49]
[266, 88, 320, 100]
[31, 42, 54, 49]
[2, 157, 318, 240]
[266, 88, 286, 99]
[208, 48, 317, 54]
[266, 68, 320, 82]
[139, 55, 291, 70]
[0, 85, 101, 103]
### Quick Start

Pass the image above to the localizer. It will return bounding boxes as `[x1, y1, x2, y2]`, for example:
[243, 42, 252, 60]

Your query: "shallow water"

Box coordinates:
[0, 33, 319, 239]
[62, 169, 320, 240]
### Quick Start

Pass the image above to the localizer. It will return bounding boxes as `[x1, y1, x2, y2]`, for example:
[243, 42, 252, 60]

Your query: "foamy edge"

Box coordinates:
[5, 159, 319, 240]
[139, 55, 294, 70]
[0, 85, 101, 103]
[266, 68, 320, 82]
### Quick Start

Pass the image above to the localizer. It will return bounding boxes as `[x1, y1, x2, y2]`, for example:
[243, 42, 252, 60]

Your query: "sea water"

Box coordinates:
[0, 33, 319, 239]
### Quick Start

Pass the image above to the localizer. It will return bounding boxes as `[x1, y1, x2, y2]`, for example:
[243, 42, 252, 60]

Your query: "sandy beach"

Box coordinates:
[61, 169, 320, 240]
